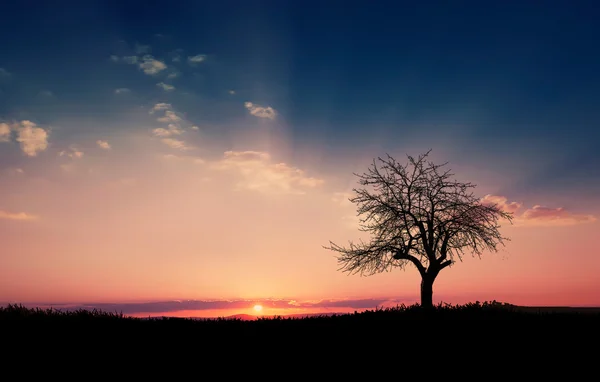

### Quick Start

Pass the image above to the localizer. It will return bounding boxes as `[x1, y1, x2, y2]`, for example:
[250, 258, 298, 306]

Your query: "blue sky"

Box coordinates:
[2, 1, 599, 198]
[1, 1, 599, 309]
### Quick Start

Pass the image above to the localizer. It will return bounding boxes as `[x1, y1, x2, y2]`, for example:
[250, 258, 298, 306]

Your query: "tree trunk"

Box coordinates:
[420, 274, 435, 309]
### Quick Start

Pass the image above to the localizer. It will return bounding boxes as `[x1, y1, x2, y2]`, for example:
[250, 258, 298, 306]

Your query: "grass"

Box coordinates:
[3, 300, 599, 327]
[3, 300, 598, 370]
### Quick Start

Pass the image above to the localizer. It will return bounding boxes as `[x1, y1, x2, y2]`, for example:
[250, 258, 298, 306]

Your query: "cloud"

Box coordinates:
[134, 43, 151, 55]
[122, 56, 138, 64]
[190, 126, 199, 131]
[114, 88, 130, 94]
[0, 210, 39, 221]
[35, 298, 400, 315]
[187, 54, 206, 64]
[14, 120, 50, 157]
[156, 82, 175, 92]
[519, 205, 597, 227]
[0, 123, 10, 142]
[150, 103, 171, 114]
[229, 90, 236, 95]
[166, 72, 179, 79]
[139, 55, 167, 75]
[244, 102, 277, 120]
[109, 55, 120, 62]
[481, 194, 522, 214]
[211, 151, 324, 194]
[152, 123, 183, 137]
[96, 140, 111, 150]
[157, 110, 182, 123]
[59, 146, 84, 159]
[481, 194, 596, 227]
[160, 154, 205, 164]
[0, 67, 11, 79]
[161, 138, 192, 150]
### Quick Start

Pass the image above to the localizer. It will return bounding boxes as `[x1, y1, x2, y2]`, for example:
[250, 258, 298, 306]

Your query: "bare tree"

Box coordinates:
[325, 150, 513, 309]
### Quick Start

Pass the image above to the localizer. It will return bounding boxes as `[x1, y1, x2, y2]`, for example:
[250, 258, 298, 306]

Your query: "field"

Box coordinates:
[2, 300, 598, 374]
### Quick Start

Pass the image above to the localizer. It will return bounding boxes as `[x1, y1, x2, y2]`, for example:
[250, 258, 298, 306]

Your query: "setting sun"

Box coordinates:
[253, 305, 263, 313]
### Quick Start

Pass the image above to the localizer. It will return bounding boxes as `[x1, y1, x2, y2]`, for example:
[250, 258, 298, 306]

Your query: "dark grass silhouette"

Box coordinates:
[4, 300, 598, 374]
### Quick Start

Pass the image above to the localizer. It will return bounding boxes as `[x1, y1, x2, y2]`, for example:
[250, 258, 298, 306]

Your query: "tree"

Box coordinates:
[325, 150, 513, 309]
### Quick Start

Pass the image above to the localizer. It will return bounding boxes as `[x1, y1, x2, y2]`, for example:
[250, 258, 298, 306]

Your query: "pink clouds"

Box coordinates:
[0, 210, 39, 221]
[480, 194, 522, 214]
[481, 194, 597, 227]
[520, 205, 597, 226]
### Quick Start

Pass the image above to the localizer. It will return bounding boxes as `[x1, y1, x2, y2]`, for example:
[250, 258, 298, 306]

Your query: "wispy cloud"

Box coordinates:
[37, 90, 54, 97]
[187, 54, 206, 65]
[96, 140, 111, 150]
[114, 88, 130, 94]
[161, 138, 192, 150]
[152, 124, 183, 137]
[149, 103, 171, 114]
[134, 43, 151, 55]
[0, 210, 39, 221]
[157, 111, 182, 123]
[123, 56, 138, 64]
[211, 151, 324, 194]
[138, 55, 167, 75]
[59, 146, 84, 159]
[480, 194, 522, 214]
[156, 82, 175, 92]
[481, 194, 597, 227]
[35, 298, 400, 315]
[0, 123, 10, 142]
[244, 102, 277, 120]
[0, 68, 11, 78]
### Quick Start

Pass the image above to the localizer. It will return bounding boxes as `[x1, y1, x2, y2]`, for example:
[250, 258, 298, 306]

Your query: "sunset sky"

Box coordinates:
[1, 1, 599, 318]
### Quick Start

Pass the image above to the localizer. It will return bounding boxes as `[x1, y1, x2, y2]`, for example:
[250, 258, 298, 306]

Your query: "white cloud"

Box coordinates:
[190, 126, 199, 131]
[59, 146, 84, 159]
[14, 120, 50, 157]
[0, 210, 39, 221]
[157, 110, 181, 123]
[166, 72, 179, 79]
[211, 151, 324, 194]
[161, 138, 191, 150]
[114, 88, 130, 94]
[152, 123, 183, 137]
[0, 122, 10, 142]
[134, 43, 151, 55]
[139, 55, 167, 75]
[150, 103, 171, 114]
[123, 56, 139, 64]
[229, 90, 236, 95]
[160, 154, 204, 164]
[188, 54, 206, 64]
[157, 82, 175, 92]
[244, 102, 277, 120]
[96, 140, 111, 150]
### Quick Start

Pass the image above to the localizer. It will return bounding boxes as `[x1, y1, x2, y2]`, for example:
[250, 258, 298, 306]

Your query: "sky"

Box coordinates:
[1, 0, 599, 317]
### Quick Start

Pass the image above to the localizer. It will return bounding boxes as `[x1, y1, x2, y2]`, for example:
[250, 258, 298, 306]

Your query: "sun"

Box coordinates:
[253, 304, 263, 313]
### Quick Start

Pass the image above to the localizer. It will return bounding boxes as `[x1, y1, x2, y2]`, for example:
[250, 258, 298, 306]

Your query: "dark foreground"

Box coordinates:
[2, 301, 598, 374]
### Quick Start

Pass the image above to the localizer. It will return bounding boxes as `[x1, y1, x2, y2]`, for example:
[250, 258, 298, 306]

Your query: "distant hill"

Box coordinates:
[195, 312, 344, 321]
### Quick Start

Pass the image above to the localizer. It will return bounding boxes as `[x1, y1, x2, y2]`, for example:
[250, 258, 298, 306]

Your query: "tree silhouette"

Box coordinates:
[325, 150, 513, 309]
